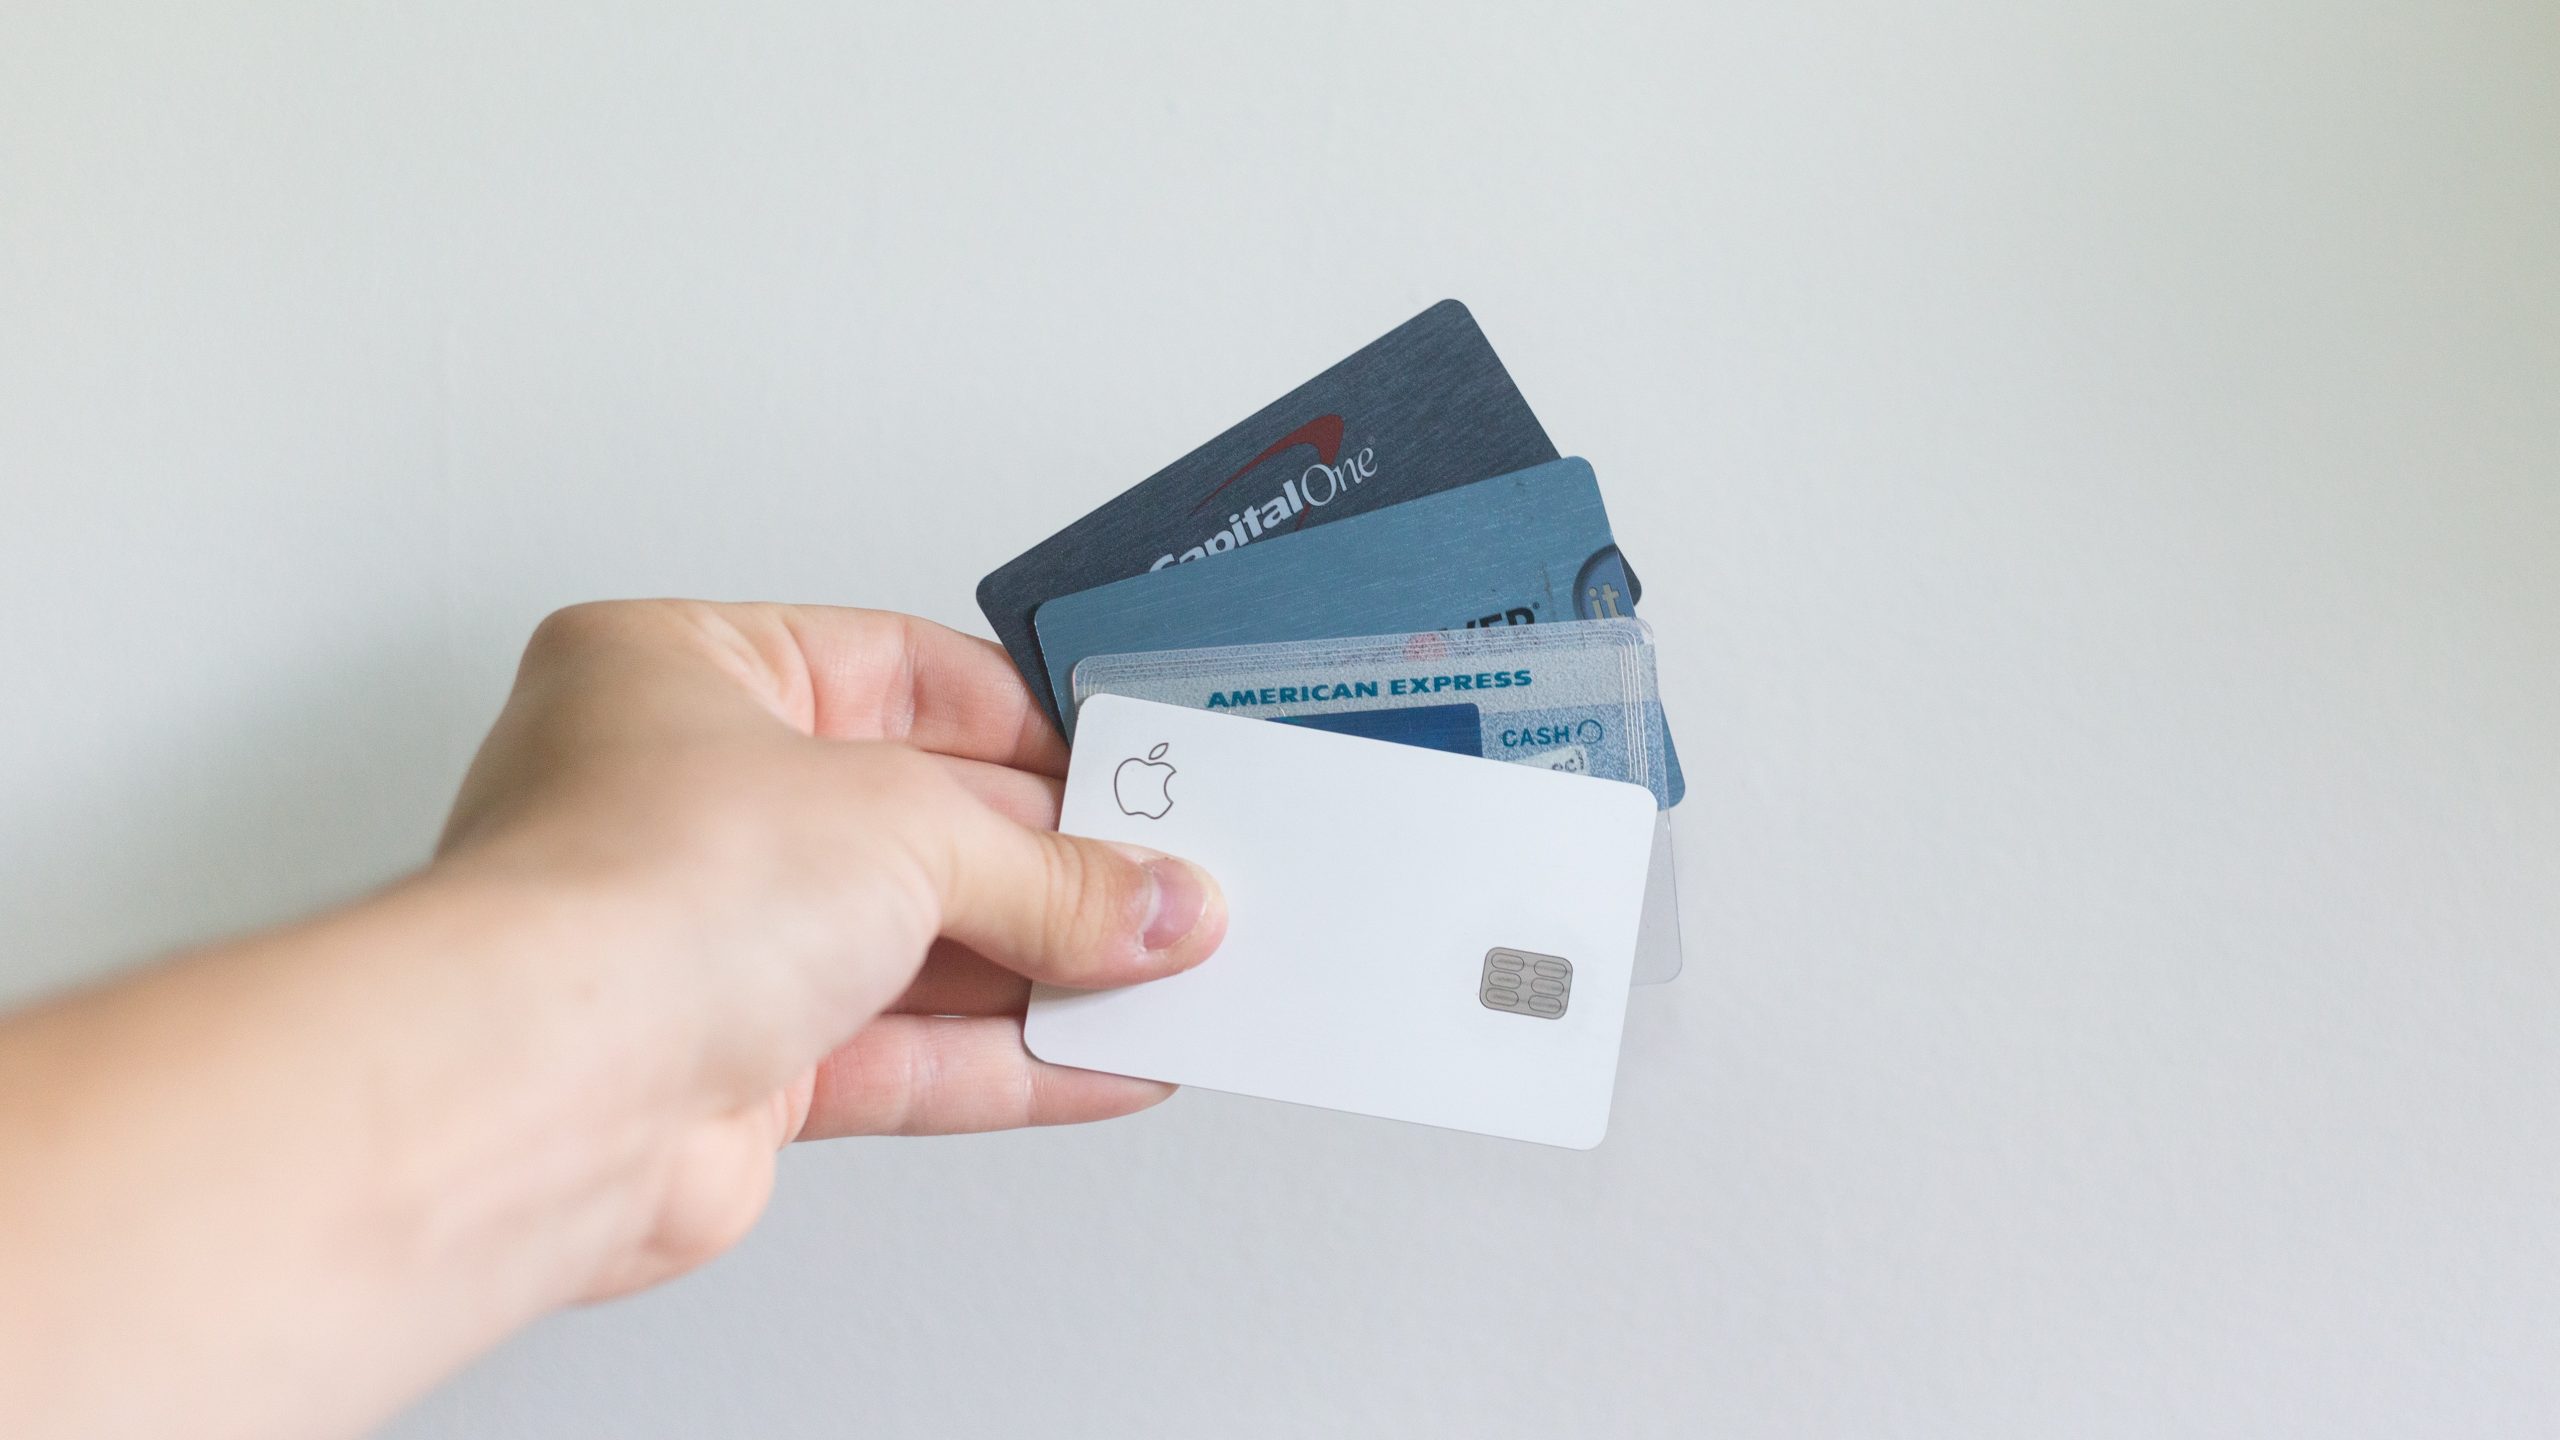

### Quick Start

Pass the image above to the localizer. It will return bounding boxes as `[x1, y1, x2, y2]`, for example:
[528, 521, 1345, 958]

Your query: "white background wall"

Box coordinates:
[5, 4, 2555, 1435]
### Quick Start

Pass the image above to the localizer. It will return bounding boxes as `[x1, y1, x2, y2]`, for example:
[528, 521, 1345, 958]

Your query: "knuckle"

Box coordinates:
[893, 1029, 943, 1137]
[867, 741, 951, 809]
[1012, 1053, 1046, 1128]
[523, 600, 640, 662]
[802, 605, 906, 681]
[839, 610, 923, 739]
[1034, 837, 1089, 952]
[1036, 838, 1137, 980]
[840, 606, 907, 660]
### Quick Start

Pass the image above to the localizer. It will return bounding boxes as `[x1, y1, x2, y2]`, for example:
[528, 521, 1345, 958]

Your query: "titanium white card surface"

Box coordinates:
[1025, 695, 1657, 1149]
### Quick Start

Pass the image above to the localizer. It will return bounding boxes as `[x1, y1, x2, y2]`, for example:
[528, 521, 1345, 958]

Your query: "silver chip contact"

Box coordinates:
[1479, 948, 1572, 1019]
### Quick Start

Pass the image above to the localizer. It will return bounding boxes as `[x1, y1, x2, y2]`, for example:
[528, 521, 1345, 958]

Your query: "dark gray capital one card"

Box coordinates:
[977, 300, 1559, 731]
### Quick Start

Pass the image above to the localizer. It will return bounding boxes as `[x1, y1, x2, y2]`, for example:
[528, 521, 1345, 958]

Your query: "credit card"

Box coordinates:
[976, 300, 1562, 731]
[1028, 695, 1658, 1148]
[1070, 619, 1677, 807]
[1033, 456, 1681, 805]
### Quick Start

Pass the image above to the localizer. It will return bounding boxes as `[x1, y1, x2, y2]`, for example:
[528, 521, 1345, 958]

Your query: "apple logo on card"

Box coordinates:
[1113, 743, 1177, 819]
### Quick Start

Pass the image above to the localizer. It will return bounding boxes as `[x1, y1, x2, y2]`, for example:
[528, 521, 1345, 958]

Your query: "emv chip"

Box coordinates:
[1479, 948, 1572, 1019]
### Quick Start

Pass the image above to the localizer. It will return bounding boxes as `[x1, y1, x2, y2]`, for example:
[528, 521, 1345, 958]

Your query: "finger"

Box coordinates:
[515, 602, 1066, 769]
[930, 753, 1062, 830]
[927, 797, 1227, 989]
[763, 606, 1068, 774]
[890, 942, 1032, 1017]
[795, 1015, 1174, 1139]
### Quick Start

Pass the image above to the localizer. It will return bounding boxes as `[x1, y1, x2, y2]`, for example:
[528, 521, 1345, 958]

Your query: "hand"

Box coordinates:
[434, 601, 1227, 1299]
[0, 601, 1222, 1440]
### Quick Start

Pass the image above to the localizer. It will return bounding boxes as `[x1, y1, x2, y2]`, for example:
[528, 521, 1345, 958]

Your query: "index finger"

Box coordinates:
[758, 605, 1068, 775]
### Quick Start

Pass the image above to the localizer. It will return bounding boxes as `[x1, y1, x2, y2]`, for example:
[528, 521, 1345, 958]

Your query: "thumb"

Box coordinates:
[927, 799, 1227, 989]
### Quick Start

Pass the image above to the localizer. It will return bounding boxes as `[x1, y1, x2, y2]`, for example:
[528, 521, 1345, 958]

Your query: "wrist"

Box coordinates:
[0, 863, 700, 1439]
[361, 859, 710, 1311]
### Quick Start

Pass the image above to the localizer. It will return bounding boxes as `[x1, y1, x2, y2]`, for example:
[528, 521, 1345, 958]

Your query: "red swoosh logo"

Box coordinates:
[1187, 414, 1345, 515]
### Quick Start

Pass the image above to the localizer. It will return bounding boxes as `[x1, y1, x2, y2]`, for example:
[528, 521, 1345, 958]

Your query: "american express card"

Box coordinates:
[1069, 619, 1677, 807]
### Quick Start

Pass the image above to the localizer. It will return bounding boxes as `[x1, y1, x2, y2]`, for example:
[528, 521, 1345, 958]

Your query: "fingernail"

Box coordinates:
[1137, 857, 1210, 952]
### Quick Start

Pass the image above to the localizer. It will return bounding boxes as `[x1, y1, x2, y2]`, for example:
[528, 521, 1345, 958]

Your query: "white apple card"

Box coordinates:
[1025, 695, 1658, 1149]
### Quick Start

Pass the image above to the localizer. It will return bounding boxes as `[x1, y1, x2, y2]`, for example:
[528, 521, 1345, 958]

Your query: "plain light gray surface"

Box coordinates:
[4, 4, 2555, 1436]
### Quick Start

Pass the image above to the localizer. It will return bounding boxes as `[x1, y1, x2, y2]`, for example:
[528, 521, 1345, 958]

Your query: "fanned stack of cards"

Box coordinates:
[976, 301, 1688, 1147]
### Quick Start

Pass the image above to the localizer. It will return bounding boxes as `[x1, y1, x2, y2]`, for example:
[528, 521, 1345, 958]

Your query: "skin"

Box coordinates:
[0, 601, 1226, 1440]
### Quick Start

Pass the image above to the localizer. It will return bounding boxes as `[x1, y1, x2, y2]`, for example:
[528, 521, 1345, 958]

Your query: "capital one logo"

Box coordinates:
[1149, 414, 1378, 571]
